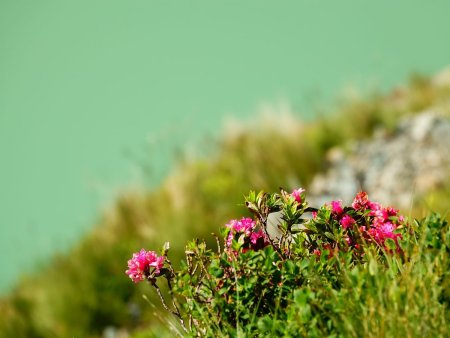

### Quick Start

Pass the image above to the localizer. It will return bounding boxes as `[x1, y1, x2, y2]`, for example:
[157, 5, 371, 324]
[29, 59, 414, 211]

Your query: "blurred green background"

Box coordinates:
[1, 0, 450, 295]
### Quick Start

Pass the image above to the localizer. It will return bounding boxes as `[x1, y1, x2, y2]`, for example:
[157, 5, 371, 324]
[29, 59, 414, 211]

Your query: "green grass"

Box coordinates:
[1, 71, 450, 337]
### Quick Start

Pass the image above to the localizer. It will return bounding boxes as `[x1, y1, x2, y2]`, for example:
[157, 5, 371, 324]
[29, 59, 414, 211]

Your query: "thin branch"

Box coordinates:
[151, 281, 188, 333]
[192, 263, 199, 276]
[213, 233, 221, 255]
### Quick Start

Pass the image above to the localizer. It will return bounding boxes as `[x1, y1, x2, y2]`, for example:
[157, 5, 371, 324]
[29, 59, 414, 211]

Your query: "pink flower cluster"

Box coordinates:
[225, 217, 269, 253]
[125, 249, 165, 283]
[331, 192, 404, 249]
[340, 214, 356, 229]
[329, 200, 356, 230]
[361, 194, 403, 246]
[291, 188, 305, 204]
[331, 200, 344, 215]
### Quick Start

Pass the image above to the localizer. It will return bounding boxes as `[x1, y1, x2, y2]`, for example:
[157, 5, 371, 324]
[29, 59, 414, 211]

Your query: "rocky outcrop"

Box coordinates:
[309, 111, 450, 209]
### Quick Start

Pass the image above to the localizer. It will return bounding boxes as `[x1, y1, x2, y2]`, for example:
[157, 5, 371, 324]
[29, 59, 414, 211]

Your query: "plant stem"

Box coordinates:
[151, 281, 188, 333]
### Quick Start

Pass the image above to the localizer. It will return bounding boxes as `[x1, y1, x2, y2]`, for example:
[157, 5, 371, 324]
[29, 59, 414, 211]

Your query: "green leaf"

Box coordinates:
[324, 232, 336, 240]
[384, 238, 396, 250]
[162, 241, 170, 256]
[369, 259, 378, 276]
[257, 316, 273, 332]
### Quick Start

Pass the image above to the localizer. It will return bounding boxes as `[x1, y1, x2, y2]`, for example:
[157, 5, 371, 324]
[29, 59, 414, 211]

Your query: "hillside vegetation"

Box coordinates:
[1, 70, 450, 337]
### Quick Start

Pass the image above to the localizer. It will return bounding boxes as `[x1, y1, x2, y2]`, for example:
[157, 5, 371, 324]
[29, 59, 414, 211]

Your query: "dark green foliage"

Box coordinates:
[154, 205, 449, 337]
[139, 190, 447, 337]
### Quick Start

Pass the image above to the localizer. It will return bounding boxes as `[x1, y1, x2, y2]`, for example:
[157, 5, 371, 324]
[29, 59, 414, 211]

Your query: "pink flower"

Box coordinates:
[291, 188, 305, 204]
[250, 229, 270, 250]
[369, 208, 387, 220]
[340, 214, 356, 229]
[225, 217, 254, 234]
[331, 200, 343, 215]
[250, 229, 265, 245]
[225, 218, 255, 247]
[352, 191, 370, 210]
[126, 249, 165, 283]
[386, 207, 399, 217]
[368, 201, 382, 211]
[367, 218, 401, 247]
[224, 217, 269, 253]
[378, 221, 396, 238]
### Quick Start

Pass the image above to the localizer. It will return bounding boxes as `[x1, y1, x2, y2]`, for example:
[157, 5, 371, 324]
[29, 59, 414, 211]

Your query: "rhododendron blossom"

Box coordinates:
[352, 191, 370, 210]
[331, 200, 344, 215]
[225, 217, 255, 247]
[340, 214, 355, 229]
[250, 229, 266, 245]
[347, 192, 403, 248]
[225, 217, 269, 252]
[291, 188, 305, 204]
[368, 219, 400, 245]
[126, 249, 165, 283]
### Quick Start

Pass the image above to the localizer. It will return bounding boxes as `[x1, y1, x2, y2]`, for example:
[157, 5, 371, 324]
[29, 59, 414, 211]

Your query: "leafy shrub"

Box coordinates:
[126, 189, 449, 337]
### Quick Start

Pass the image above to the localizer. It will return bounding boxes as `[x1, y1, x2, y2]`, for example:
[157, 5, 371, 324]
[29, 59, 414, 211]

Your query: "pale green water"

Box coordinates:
[1, 0, 450, 292]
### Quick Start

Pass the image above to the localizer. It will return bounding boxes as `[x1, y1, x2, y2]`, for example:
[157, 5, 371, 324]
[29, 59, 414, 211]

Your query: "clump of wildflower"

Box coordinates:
[125, 249, 165, 283]
[331, 200, 344, 215]
[250, 229, 269, 250]
[225, 217, 254, 247]
[350, 192, 404, 248]
[291, 188, 305, 204]
[367, 197, 402, 243]
[340, 214, 355, 229]
[315, 191, 405, 254]
[224, 217, 269, 253]
[368, 219, 398, 243]
[352, 191, 370, 210]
